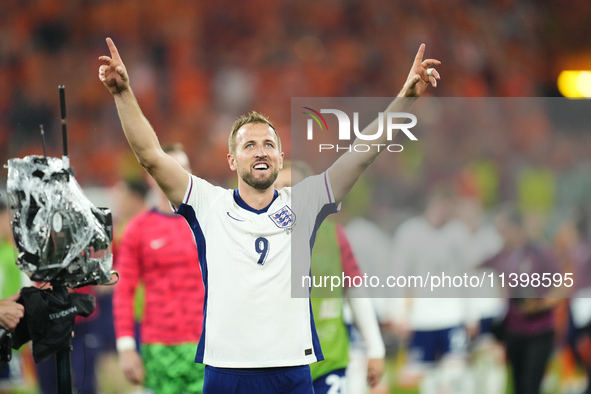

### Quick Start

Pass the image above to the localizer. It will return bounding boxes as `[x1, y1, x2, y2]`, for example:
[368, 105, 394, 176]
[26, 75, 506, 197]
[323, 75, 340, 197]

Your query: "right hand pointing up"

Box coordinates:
[99, 37, 130, 95]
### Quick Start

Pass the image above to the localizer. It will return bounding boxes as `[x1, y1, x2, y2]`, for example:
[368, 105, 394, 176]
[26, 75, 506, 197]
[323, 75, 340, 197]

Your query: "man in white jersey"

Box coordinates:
[455, 193, 506, 394]
[98, 37, 440, 393]
[389, 187, 476, 394]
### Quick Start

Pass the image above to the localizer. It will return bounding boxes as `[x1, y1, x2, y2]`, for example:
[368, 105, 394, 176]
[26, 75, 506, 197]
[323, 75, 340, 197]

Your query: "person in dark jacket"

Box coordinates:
[483, 205, 569, 394]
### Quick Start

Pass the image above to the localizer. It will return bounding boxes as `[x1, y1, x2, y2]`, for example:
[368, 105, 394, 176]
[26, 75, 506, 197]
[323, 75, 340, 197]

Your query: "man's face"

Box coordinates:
[228, 123, 283, 191]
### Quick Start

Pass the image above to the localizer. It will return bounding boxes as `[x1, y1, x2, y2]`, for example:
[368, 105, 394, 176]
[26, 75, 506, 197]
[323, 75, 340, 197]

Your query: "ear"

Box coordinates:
[279, 151, 284, 170]
[227, 153, 237, 171]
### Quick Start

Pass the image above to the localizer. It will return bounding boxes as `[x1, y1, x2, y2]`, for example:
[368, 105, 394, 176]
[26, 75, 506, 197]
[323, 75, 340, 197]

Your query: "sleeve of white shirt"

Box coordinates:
[348, 298, 386, 359]
[292, 171, 339, 216]
[180, 174, 228, 219]
[387, 222, 414, 325]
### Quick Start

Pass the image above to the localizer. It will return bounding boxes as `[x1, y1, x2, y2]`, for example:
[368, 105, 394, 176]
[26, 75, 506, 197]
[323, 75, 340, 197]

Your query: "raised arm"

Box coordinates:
[113, 222, 145, 385]
[99, 38, 189, 208]
[327, 44, 440, 203]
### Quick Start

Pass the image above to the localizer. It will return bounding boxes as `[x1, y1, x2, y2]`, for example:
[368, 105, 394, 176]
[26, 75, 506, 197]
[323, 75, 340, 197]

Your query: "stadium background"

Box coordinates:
[1, 0, 591, 393]
[1, 0, 590, 187]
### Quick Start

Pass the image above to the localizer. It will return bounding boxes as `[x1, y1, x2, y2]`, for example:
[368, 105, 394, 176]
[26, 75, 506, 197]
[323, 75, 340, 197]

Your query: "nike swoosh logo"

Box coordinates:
[227, 212, 245, 222]
[150, 238, 167, 250]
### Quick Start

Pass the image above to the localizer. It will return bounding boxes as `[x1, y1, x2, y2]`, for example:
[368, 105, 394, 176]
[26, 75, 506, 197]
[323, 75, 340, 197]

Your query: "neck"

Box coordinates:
[237, 183, 275, 210]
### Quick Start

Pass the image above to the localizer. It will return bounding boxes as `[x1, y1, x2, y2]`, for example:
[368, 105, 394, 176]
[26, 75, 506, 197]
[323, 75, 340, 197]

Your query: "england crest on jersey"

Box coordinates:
[269, 205, 295, 234]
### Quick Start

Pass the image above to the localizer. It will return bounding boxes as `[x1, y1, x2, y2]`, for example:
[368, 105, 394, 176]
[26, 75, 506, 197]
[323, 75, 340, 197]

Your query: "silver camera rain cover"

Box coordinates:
[5, 155, 113, 288]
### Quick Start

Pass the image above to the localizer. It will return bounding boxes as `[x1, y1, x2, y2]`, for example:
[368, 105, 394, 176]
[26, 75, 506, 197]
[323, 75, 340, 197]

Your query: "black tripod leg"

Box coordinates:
[56, 340, 73, 394]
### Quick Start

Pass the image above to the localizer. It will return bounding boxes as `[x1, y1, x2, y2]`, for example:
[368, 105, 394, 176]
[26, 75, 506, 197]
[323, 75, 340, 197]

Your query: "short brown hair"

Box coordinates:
[229, 111, 281, 154]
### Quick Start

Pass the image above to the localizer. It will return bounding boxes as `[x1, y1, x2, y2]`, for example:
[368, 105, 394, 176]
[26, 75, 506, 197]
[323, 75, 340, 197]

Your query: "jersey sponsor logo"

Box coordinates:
[269, 205, 295, 231]
[150, 238, 167, 250]
[226, 212, 245, 222]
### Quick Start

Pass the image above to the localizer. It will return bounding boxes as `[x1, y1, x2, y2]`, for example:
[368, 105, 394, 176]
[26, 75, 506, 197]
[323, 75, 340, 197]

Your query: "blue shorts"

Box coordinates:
[408, 326, 468, 364]
[203, 365, 314, 394]
[479, 317, 494, 336]
[313, 368, 346, 394]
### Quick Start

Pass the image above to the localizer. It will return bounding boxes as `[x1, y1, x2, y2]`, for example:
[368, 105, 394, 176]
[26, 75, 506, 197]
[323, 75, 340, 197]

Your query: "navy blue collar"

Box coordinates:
[233, 189, 279, 214]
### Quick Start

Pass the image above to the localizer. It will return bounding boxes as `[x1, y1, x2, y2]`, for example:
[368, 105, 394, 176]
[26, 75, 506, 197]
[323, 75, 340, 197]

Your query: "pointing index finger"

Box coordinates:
[106, 37, 121, 61]
[413, 43, 426, 66]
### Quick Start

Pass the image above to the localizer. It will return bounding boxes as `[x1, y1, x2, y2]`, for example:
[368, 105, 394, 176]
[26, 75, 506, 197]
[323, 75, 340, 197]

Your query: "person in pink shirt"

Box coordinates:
[113, 145, 205, 393]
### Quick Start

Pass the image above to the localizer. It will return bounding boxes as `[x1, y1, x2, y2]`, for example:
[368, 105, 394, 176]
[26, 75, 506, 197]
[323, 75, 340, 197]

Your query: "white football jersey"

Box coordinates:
[176, 172, 337, 368]
[388, 217, 474, 330]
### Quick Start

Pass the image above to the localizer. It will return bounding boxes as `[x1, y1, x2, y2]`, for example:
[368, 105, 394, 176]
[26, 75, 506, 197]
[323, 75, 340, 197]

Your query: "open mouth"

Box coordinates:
[253, 163, 269, 171]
